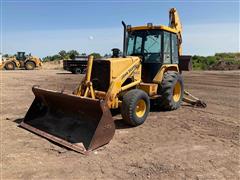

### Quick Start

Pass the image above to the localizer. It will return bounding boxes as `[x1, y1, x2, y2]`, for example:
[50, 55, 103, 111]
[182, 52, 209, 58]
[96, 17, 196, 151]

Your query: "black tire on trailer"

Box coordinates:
[121, 89, 150, 126]
[159, 71, 184, 110]
[25, 61, 35, 70]
[5, 62, 15, 70]
[75, 68, 82, 74]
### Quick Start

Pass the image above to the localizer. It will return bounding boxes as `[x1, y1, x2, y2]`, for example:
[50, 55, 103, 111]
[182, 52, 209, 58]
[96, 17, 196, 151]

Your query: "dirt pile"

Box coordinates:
[42, 60, 63, 70]
[209, 60, 240, 70]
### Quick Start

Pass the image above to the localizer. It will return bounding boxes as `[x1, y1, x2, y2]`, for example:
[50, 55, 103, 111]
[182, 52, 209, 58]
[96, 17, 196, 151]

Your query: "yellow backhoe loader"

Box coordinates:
[0, 52, 42, 70]
[21, 8, 206, 154]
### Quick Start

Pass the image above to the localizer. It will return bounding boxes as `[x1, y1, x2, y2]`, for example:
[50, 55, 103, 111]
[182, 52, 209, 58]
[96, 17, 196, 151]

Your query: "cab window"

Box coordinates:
[127, 30, 162, 63]
[144, 34, 161, 63]
[163, 32, 171, 64]
[171, 34, 179, 64]
[127, 35, 143, 54]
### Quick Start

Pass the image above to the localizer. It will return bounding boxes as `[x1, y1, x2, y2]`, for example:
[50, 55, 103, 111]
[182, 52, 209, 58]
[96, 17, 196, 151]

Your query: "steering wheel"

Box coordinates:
[144, 48, 149, 53]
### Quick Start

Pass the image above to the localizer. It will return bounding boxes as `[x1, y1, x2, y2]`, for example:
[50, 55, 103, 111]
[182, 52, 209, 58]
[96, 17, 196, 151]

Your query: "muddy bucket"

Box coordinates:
[20, 86, 115, 154]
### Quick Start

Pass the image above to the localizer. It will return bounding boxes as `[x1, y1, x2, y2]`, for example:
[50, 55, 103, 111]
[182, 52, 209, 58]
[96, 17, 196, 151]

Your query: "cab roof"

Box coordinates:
[127, 25, 177, 34]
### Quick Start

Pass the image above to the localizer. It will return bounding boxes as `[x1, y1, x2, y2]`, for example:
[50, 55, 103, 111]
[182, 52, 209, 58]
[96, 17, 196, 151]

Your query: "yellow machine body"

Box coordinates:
[75, 56, 179, 109]
[128, 25, 177, 34]
[20, 8, 204, 154]
[0, 52, 42, 70]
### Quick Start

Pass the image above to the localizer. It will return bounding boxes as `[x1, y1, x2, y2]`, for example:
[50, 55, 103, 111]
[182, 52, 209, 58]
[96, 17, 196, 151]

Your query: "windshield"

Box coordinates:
[127, 30, 162, 63]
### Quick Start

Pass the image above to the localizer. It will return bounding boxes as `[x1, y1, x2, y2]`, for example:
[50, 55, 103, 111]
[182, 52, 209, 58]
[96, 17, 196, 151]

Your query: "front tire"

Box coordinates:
[159, 71, 184, 110]
[25, 61, 35, 70]
[121, 89, 150, 126]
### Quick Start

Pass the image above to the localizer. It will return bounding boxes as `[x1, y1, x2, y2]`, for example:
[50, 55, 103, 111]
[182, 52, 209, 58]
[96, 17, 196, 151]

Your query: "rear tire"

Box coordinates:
[25, 61, 35, 70]
[159, 71, 184, 110]
[5, 62, 15, 70]
[121, 89, 150, 126]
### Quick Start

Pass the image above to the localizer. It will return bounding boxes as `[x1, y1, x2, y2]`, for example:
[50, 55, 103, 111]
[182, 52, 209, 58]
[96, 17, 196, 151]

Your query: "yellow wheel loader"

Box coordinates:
[21, 8, 205, 154]
[0, 52, 42, 70]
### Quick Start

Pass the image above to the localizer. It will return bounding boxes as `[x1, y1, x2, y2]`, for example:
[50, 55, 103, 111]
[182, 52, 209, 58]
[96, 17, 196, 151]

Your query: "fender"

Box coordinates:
[153, 64, 179, 84]
[27, 57, 42, 67]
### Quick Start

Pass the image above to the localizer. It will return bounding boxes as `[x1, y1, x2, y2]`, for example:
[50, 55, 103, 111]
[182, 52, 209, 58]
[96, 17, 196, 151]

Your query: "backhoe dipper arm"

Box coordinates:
[169, 8, 183, 55]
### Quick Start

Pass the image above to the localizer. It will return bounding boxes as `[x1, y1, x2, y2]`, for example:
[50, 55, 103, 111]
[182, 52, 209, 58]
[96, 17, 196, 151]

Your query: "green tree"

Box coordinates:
[2, 54, 10, 58]
[90, 52, 101, 59]
[51, 54, 61, 61]
[58, 50, 67, 59]
[42, 56, 51, 62]
[67, 50, 79, 60]
[42, 54, 61, 62]
[191, 53, 240, 70]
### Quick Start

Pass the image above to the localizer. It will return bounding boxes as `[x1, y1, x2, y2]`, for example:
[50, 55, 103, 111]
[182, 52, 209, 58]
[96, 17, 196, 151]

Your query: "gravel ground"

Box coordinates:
[0, 70, 239, 179]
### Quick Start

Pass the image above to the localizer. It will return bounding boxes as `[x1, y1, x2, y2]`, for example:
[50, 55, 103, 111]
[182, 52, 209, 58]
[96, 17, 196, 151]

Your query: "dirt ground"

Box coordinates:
[0, 70, 239, 180]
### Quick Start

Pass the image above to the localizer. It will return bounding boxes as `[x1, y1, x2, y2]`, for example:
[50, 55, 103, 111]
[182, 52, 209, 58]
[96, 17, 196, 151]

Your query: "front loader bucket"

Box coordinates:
[20, 87, 115, 154]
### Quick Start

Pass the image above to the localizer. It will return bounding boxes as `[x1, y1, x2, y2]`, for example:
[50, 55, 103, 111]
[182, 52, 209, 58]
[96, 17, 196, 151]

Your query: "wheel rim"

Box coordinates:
[8, 63, 13, 69]
[135, 99, 146, 118]
[173, 81, 181, 102]
[27, 64, 33, 69]
[76, 69, 81, 73]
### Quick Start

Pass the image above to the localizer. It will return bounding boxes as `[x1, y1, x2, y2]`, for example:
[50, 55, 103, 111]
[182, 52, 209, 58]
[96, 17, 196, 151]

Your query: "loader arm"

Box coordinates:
[74, 56, 95, 98]
[75, 56, 142, 108]
[105, 57, 142, 108]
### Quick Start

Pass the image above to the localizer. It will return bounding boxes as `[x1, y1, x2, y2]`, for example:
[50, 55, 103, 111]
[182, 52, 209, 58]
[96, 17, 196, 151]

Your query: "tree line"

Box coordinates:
[2, 51, 239, 70]
[192, 52, 240, 70]
[42, 50, 103, 61]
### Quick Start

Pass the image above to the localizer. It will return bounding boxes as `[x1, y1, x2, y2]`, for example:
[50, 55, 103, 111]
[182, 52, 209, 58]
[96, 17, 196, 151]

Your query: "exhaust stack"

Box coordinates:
[122, 21, 127, 58]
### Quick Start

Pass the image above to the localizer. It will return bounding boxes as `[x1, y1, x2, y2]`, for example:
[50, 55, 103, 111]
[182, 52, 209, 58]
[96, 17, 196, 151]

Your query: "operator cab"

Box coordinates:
[16, 52, 26, 61]
[126, 27, 179, 82]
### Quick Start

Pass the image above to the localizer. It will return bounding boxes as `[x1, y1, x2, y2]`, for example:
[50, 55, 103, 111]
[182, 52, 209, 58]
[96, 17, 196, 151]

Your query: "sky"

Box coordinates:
[0, 0, 239, 58]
